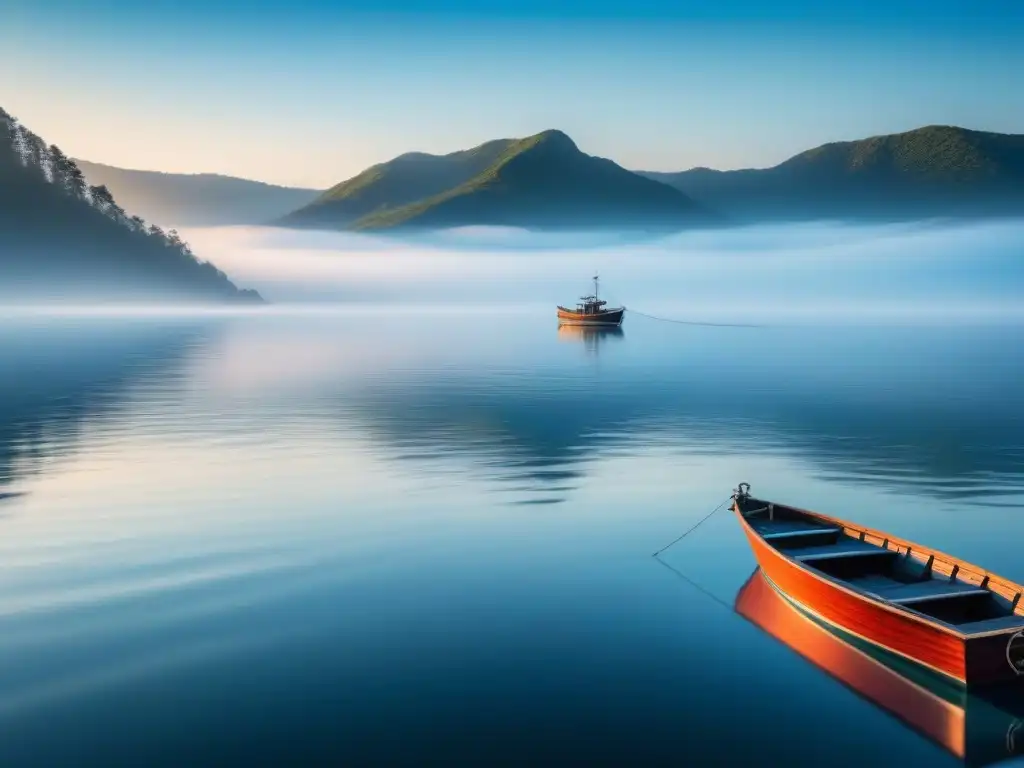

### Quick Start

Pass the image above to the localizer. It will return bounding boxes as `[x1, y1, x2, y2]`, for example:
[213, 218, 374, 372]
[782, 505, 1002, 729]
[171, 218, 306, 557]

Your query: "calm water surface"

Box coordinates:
[1, 308, 1023, 766]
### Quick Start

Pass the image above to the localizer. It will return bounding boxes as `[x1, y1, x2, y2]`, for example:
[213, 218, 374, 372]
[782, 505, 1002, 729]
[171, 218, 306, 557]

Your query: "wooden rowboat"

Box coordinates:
[735, 568, 1024, 767]
[732, 484, 1024, 687]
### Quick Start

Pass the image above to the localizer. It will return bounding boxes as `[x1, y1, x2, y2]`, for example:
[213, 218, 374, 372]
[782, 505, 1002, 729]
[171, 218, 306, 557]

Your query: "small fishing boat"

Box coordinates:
[735, 568, 1024, 767]
[732, 483, 1024, 687]
[557, 275, 624, 326]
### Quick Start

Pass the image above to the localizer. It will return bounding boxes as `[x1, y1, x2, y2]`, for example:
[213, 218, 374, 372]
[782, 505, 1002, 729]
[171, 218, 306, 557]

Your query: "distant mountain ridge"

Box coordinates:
[639, 125, 1024, 222]
[74, 160, 321, 227]
[0, 106, 260, 303]
[70, 124, 1024, 233]
[280, 129, 715, 232]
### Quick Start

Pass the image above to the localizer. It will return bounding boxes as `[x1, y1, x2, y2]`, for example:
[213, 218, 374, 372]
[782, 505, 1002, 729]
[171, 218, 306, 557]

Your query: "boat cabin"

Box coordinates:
[574, 295, 608, 316]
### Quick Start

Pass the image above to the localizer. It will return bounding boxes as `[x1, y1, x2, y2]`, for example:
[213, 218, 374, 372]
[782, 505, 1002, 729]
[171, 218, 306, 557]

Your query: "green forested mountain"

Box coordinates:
[0, 106, 260, 303]
[281, 130, 714, 232]
[639, 125, 1024, 222]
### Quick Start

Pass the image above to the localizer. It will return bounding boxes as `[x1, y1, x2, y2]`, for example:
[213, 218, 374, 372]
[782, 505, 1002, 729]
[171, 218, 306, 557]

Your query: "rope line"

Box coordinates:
[597, 281, 762, 328]
[651, 497, 731, 557]
[651, 497, 737, 615]
[652, 556, 734, 613]
[625, 308, 763, 328]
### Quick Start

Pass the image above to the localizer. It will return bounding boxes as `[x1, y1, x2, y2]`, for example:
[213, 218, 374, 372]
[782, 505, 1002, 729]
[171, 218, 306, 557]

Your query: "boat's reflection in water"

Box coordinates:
[556, 323, 624, 354]
[735, 568, 1024, 767]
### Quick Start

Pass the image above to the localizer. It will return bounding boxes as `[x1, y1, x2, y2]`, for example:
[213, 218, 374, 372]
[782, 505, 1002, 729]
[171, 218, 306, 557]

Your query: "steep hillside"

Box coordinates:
[0, 107, 260, 303]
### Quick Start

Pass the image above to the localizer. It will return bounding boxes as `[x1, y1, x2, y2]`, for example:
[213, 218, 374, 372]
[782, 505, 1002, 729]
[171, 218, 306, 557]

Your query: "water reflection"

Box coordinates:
[556, 323, 625, 355]
[0, 319, 211, 491]
[338, 321, 1024, 506]
[2, 315, 1022, 510]
[735, 568, 1024, 767]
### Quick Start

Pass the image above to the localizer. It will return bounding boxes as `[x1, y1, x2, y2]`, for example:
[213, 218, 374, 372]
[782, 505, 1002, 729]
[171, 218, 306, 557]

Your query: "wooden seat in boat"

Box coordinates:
[791, 538, 897, 562]
[892, 588, 990, 606]
[762, 526, 841, 542]
[855, 578, 990, 606]
[956, 614, 1024, 632]
[749, 518, 842, 545]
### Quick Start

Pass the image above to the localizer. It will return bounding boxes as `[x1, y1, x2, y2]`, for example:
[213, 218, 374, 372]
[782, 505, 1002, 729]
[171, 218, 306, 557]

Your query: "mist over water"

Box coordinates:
[180, 218, 1024, 322]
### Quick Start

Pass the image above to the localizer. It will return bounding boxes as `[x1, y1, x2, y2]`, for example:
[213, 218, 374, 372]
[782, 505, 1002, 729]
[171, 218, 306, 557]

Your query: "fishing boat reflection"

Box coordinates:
[557, 323, 624, 354]
[735, 568, 1024, 767]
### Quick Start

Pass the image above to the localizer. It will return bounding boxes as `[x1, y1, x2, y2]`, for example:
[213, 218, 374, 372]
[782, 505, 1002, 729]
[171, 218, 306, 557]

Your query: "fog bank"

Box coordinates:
[172, 219, 1024, 323]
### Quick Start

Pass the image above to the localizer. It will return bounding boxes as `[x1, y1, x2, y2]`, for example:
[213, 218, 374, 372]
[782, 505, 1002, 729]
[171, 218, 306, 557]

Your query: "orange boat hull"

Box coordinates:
[738, 514, 969, 682]
[556, 306, 624, 326]
[734, 499, 1024, 687]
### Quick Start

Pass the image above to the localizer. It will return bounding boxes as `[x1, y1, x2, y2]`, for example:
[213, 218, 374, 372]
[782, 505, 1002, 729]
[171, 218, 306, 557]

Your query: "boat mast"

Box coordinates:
[593, 273, 599, 302]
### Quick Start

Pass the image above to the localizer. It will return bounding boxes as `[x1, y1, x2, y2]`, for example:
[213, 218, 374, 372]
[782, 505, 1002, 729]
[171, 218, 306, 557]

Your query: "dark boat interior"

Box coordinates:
[738, 497, 1024, 635]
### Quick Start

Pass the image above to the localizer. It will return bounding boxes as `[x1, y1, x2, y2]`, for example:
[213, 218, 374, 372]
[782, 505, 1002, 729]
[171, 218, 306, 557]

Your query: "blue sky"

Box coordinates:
[4, 0, 1023, 188]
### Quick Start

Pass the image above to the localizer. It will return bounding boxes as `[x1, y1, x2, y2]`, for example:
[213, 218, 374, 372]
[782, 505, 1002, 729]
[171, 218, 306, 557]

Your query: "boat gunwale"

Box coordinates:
[734, 500, 1024, 642]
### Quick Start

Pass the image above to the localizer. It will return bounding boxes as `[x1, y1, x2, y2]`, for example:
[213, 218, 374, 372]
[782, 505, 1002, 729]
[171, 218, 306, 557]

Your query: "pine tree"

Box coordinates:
[65, 158, 88, 199]
[12, 123, 32, 167]
[90, 184, 115, 214]
[48, 144, 71, 190]
[0, 109, 15, 155]
[25, 131, 52, 182]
